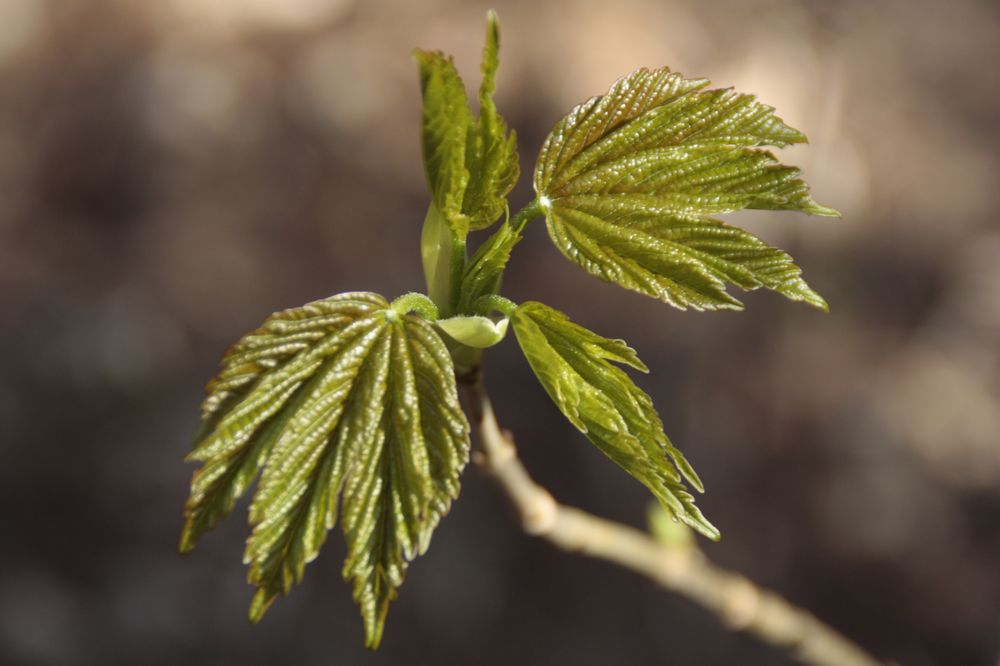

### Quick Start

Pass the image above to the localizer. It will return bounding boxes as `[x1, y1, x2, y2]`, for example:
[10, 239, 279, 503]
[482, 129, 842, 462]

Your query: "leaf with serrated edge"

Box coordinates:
[416, 12, 519, 314]
[511, 301, 718, 540]
[415, 50, 472, 238]
[462, 10, 519, 230]
[459, 220, 522, 310]
[181, 292, 469, 649]
[534, 67, 838, 311]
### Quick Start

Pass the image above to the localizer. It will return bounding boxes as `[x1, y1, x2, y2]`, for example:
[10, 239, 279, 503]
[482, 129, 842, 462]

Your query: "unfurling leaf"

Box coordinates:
[462, 10, 520, 230]
[534, 67, 838, 311]
[511, 301, 718, 540]
[416, 51, 473, 238]
[415, 12, 518, 237]
[416, 13, 519, 314]
[416, 52, 472, 313]
[181, 292, 470, 649]
[459, 220, 522, 310]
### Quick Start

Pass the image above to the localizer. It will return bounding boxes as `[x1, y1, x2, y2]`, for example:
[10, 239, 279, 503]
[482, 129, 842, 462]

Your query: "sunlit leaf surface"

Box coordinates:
[181, 292, 469, 648]
[512, 301, 718, 539]
[417, 11, 519, 238]
[535, 67, 837, 311]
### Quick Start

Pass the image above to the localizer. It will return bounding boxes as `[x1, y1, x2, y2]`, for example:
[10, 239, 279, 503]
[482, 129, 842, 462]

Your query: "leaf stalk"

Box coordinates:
[390, 292, 440, 320]
[508, 198, 543, 235]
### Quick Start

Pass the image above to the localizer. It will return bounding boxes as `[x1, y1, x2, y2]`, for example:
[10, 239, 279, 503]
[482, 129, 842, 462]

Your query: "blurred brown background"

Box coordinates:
[2, 0, 998, 664]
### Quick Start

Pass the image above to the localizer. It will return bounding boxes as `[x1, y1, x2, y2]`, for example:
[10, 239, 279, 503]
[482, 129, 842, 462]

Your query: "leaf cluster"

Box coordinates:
[180, 11, 836, 648]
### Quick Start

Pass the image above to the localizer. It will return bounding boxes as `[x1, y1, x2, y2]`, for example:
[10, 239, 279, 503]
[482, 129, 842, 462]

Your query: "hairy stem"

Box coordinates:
[508, 198, 543, 235]
[461, 379, 884, 666]
[390, 292, 439, 320]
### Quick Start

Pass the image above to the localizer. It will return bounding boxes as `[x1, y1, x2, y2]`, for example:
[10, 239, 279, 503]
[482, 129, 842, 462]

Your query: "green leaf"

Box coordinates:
[181, 292, 470, 649]
[511, 301, 718, 540]
[416, 12, 520, 315]
[459, 220, 522, 310]
[416, 12, 518, 239]
[534, 67, 838, 311]
[462, 10, 520, 230]
[416, 50, 473, 239]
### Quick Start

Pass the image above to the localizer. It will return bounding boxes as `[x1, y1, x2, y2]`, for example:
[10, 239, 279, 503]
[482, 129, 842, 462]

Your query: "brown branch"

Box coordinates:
[463, 381, 884, 666]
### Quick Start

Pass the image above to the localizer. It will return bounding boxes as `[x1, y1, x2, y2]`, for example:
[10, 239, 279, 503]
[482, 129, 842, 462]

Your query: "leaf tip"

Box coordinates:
[683, 468, 705, 495]
[809, 202, 842, 218]
[811, 294, 831, 313]
[683, 514, 721, 542]
[783, 277, 829, 312]
[413, 49, 454, 73]
[364, 630, 384, 651]
[178, 528, 196, 555]
[363, 602, 391, 650]
[785, 126, 809, 145]
[710, 296, 745, 312]
[248, 589, 274, 624]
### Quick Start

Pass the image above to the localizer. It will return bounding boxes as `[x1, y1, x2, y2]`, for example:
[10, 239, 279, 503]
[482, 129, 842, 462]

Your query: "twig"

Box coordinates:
[463, 380, 884, 666]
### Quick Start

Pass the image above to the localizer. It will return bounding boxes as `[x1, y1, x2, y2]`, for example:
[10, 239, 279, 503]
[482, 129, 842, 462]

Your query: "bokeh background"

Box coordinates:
[2, 0, 999, 664]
